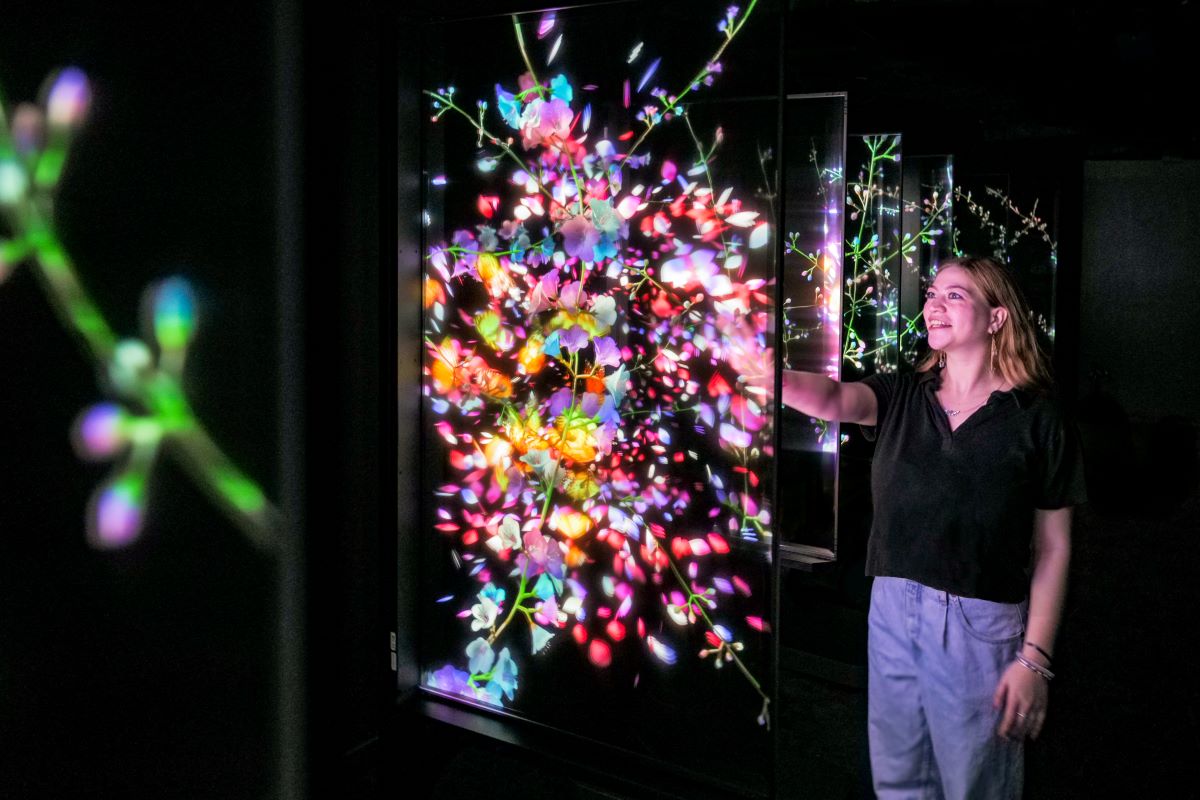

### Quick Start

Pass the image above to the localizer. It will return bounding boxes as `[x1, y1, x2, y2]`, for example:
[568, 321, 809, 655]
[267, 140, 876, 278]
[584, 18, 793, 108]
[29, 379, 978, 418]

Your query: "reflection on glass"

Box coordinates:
[951, 177, 1058, 343]
[779, 93, 845, 556]
[417, 2, 778, 789]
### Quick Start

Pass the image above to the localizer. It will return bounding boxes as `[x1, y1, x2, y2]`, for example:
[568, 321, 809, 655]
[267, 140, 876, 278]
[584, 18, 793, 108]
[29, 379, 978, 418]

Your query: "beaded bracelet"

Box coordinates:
[1016, 654, 1055, 681]
[1023, 640, 1053, 664]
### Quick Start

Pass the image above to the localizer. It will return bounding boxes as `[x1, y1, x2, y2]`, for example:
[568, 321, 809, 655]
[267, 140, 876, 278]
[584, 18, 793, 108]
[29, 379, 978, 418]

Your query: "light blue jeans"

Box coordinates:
[867, 576, 1028, 800]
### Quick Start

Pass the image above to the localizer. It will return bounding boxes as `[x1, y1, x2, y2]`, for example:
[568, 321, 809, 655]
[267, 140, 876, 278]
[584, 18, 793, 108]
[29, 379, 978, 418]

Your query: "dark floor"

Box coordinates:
[365, 480, 1200, 799]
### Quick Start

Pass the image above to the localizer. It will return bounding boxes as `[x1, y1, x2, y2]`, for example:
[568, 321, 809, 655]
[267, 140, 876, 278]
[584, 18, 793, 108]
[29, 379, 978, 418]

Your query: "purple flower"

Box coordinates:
[592, 419, 617, 455]
[558, 325, 589, 354]
[548, 387, 573, 417]
[561, 216, 600, 262]
[579, 392, 600, 417]
[592, 336, 621, 369]
[426, 664, 474, 698]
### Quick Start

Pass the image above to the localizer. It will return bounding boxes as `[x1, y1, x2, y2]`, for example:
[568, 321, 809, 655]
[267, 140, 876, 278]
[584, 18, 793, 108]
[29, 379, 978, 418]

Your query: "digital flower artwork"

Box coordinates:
[420, 3, 774, 727]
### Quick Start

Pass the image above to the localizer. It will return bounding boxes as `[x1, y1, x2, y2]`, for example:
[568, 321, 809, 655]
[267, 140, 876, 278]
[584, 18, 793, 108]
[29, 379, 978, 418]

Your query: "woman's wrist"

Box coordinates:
[1015, 653, 1055, 681]
[1021, 640, 1053, 668]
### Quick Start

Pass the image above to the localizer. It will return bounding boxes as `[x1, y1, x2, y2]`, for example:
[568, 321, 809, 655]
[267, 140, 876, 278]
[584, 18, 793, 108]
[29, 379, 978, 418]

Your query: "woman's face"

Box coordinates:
[923, 265, 1001, 353]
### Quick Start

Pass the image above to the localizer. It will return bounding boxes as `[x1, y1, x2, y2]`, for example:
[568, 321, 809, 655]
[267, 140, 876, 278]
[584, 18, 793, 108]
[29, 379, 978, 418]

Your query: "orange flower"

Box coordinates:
[503, 408, 547, 457]
[518, 333, 546, 374]
[564, 543, 589, 567]
[423, 278, 445, 308]
[553, 413, 597, 463]
[429, 338, 466, 394]
[468, 366, 513, 400]
[475, 252, 513, 298]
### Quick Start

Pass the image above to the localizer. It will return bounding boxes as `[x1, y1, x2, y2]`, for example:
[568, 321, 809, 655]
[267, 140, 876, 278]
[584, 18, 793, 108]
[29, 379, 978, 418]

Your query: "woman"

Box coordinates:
[779, 256, 1086, 798]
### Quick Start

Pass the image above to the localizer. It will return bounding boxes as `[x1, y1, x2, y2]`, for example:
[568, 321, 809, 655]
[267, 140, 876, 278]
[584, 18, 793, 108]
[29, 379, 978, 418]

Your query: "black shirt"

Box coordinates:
[859, 368, 1088, 602]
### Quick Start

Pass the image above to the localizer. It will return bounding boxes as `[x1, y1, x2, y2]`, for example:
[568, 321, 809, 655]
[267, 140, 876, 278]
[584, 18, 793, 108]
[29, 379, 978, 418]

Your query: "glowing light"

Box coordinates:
[45, 67, 91, 128]
[108, 339, 154, 394]
[73, 403, 128, 459]
[89, 474, 145, 549]
[152, 277, 197, 351]
[588, 638, 612, 668]
[636, 57, 661, 93]
[0, 159, 28, 204]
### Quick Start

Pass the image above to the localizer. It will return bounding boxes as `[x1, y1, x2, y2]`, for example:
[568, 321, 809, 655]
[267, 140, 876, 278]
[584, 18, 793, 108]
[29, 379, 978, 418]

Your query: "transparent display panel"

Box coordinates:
[779, 93, 845, 556]
[417, 3, 780, 790]
[899, 154, 954, 368]
[843, 134, 903, 378]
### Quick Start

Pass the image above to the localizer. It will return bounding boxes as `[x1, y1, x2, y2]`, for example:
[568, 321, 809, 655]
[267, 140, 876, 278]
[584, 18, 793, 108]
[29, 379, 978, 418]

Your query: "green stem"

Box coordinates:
[615, 0, 759, 186]
[425, 90, 557, 205]
[19, 210, 278, 551]
[512, 15, 543, 98]
[654, 526, 768, 703]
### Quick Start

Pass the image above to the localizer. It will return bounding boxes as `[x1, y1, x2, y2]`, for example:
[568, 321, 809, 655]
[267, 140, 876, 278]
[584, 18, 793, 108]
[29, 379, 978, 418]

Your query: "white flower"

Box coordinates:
[471, 596, 500, 631]
[498, 515, 522, 551]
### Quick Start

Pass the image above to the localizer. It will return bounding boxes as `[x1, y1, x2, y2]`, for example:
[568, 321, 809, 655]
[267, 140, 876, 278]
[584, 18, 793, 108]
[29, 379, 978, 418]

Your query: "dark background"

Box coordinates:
[1, 0, 1196, 798]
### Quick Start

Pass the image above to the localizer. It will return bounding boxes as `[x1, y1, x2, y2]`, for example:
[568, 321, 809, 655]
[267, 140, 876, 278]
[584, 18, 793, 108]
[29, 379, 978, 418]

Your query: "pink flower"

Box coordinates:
[520, 97, 573, 150]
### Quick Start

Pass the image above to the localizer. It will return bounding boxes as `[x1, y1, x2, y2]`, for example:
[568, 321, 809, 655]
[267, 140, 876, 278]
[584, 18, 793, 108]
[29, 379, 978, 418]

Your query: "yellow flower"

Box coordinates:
[564, 470, 600, 501]
[553, 508, 593, 540]
[547, 310, 609, 337]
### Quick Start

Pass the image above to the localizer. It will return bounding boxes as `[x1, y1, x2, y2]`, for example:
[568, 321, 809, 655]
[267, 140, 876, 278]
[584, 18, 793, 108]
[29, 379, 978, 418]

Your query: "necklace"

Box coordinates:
[941, 398, 988, 417]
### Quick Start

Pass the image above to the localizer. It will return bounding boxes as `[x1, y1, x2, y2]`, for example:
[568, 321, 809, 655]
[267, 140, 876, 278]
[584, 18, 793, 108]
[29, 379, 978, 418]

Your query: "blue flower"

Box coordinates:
[467, 637, 496, 674]
[479, 582, 506, 606]
[549, 74, 574, 104]
[491, 647, 519, 701]
[495, 84, 522, 129]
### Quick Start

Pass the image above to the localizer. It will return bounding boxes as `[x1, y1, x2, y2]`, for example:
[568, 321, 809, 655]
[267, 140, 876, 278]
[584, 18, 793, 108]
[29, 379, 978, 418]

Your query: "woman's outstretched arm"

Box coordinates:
[780, 369, 879, 425]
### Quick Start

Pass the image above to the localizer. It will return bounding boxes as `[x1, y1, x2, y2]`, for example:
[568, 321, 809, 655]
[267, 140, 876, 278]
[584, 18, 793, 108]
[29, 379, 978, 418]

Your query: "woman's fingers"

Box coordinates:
[1029, 709, 1047, 740]
[999, 692, 1022, 739]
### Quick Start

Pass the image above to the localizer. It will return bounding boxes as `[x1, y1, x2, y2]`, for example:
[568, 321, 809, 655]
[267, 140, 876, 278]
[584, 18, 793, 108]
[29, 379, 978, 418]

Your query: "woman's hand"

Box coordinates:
[993, 660, 1049, 741]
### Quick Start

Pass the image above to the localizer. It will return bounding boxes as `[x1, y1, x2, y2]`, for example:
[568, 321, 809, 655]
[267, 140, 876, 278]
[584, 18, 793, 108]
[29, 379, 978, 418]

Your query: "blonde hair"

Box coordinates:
[916, 255, 1053, 393]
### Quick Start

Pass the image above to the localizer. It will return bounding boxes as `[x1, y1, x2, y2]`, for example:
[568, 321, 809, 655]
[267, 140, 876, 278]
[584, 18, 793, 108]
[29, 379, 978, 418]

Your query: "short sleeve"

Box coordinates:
[1036, 406, 1089, 509]
[857, 372, 900, 442]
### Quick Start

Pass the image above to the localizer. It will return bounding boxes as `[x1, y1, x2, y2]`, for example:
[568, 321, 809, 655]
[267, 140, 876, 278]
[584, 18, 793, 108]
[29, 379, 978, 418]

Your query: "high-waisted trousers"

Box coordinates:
[867, 576, 1028, 800]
